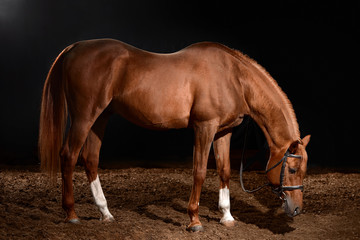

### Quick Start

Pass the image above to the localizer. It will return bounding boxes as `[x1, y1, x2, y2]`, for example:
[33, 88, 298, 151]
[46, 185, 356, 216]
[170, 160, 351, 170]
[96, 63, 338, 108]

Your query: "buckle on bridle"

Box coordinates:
[272, 187, 286, 200]
[279, 191, 287, 201]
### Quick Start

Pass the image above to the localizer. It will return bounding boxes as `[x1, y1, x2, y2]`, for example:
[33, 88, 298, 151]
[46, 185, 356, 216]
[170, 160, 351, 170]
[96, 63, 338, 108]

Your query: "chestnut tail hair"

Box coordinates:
[38, 45, 73, 181]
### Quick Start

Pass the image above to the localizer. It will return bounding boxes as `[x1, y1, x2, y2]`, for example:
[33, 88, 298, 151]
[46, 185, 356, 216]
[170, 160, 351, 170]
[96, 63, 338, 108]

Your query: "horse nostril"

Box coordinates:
[293, 207, 301, 216]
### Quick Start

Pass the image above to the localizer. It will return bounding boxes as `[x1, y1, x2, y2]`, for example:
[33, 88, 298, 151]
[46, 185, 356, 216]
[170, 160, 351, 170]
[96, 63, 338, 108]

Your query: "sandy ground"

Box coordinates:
[1, 166, 359, 239]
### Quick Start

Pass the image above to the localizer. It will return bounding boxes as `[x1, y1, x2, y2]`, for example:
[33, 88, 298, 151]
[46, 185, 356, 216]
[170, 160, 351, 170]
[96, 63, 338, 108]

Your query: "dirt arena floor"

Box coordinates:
[1, 165, 359, 239]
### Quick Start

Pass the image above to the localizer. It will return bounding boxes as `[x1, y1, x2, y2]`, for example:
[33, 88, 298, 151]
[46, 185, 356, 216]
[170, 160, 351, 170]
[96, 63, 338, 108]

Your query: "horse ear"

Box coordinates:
[301, 135, 311, 148]
[289, 140, 300, 154]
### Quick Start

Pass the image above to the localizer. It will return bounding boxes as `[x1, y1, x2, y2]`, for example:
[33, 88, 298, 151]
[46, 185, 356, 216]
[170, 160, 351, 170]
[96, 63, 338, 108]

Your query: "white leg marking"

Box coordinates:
[90, 175, 114, 221]
[218, 186, 235, 223]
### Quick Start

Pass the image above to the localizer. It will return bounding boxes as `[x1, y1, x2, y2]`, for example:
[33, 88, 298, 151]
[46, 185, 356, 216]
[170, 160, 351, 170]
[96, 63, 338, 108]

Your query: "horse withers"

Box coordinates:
[39, 39, 310, 231]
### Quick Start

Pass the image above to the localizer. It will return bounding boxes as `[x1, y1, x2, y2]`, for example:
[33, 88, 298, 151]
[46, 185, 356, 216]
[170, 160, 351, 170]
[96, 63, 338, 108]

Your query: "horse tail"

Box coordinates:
[39, 45, 73, 181]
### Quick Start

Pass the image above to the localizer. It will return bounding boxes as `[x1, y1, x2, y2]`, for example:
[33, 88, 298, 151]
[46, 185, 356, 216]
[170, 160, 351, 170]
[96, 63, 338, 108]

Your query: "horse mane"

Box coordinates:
[207, 42, 300, 139]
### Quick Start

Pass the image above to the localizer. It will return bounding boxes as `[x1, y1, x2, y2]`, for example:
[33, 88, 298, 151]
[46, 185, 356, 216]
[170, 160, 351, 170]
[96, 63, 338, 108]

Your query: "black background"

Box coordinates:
[0, 1, 357, 168]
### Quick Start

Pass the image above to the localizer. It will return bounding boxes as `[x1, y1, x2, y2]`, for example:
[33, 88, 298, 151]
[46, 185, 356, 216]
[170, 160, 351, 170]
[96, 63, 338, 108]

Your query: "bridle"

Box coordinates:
[238, 117, 304, 200]
[267, 150, 303, 200]
[240, 149, 304, 200]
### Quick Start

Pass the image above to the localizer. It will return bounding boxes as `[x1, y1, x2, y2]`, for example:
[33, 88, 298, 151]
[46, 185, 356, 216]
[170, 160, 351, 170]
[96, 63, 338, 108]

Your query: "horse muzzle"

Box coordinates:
[284, 196, 302, 217]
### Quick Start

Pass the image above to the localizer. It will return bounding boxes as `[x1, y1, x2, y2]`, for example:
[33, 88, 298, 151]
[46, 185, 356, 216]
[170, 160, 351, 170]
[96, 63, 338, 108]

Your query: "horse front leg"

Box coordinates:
[187, 123, 217, 232]
[213, 129, 236, 227]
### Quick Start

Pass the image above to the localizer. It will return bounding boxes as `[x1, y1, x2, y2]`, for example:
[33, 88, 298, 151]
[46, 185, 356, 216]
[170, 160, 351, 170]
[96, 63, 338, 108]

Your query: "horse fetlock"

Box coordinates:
[187, 202, 199, 217]
[62, 199, 75, 212]
[220, 212, 235, 223]
[64, 209, 80, 223]
[99, 206, 114, 221]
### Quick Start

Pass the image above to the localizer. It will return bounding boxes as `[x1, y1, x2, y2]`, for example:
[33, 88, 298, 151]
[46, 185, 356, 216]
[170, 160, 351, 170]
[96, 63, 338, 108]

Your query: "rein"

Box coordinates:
[239, 119, 303, 199]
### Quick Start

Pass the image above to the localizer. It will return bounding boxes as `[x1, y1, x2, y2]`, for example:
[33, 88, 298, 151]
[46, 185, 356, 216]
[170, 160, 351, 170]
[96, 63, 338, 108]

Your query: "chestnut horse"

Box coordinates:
[39, 39, 310, 232]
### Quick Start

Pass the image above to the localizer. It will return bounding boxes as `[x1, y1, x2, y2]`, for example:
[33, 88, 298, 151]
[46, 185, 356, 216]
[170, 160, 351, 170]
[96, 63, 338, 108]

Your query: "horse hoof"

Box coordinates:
[221, 220, 236, 227]
[186, 224, 204, 232]
[67, 218, 81, 224]
[102, 216, 115, 222]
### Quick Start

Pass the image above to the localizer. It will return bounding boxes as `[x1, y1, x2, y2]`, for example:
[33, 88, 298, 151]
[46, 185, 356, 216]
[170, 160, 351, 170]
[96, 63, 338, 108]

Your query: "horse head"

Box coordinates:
[267, 135, 311, 217]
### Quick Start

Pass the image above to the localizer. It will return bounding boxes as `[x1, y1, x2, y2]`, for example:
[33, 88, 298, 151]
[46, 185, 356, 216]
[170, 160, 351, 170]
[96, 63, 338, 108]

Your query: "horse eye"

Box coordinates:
[289, 167, 297, 174]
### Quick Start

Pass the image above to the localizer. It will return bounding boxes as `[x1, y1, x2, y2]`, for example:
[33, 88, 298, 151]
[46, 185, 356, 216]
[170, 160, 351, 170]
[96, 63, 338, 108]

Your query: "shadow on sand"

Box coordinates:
[124, 179, 295, 234]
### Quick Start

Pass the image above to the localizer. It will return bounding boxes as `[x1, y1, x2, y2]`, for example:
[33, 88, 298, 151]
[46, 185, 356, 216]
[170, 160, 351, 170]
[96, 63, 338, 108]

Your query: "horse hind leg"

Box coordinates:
[80, 112, 114, 222]
[213, 129, 236, 227]
[60, 119, 94, 223]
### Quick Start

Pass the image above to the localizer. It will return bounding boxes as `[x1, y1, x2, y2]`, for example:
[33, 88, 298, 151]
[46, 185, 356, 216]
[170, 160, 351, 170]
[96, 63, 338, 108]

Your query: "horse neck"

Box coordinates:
[238, 60, 300, 154]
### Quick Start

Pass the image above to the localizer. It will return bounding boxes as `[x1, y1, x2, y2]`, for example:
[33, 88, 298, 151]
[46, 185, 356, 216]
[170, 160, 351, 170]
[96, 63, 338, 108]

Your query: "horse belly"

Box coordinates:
[111, 88, 191, 130]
